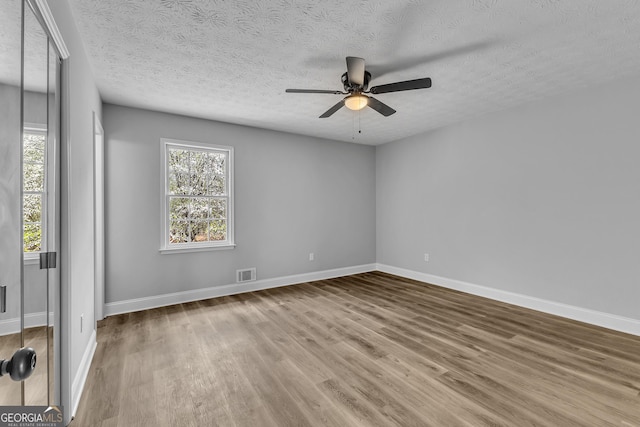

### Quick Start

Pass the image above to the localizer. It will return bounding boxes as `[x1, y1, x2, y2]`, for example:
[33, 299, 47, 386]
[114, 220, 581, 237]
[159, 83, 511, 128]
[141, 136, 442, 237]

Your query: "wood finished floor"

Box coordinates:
[0, 326, 54, 406]
[71, 272, 640, 426]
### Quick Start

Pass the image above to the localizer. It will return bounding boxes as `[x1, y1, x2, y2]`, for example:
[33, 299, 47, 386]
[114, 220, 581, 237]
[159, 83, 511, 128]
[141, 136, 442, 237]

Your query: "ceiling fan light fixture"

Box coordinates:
[344, 94, 368, 111]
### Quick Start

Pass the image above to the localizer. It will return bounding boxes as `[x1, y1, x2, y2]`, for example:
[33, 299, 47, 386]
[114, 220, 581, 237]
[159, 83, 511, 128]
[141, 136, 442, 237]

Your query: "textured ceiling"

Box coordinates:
[0, 1, 52, 92]
[67, 0, 640, 145]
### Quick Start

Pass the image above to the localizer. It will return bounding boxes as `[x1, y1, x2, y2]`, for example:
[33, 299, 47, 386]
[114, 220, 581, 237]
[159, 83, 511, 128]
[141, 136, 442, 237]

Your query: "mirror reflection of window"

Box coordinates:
[23, 125, 47, 255]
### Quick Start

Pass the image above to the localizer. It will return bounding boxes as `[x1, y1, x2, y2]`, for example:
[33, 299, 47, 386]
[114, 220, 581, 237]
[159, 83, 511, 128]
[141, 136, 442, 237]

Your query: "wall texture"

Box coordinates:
[103, 104, 376, 303]
[377, 74, 640, 321]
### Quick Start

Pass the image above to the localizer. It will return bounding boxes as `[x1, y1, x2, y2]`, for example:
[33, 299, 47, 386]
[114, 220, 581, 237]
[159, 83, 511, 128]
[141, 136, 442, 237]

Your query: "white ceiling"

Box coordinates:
[0, 1, 51, 92]
[67, 0, 640, 145]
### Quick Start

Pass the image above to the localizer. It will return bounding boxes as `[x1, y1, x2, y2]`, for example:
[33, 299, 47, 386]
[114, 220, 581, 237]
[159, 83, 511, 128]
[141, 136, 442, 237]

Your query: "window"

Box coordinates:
[23, 126, 47, 256]
[161, 138, 234, 253]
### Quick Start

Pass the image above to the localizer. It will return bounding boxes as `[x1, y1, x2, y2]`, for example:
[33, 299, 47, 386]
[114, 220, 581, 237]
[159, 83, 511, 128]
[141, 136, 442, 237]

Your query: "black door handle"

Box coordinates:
[0, 347, 37, 381]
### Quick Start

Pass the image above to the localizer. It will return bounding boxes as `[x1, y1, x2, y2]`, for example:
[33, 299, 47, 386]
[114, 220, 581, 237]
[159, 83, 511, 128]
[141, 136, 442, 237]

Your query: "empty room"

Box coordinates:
[1, 1, 639, 426]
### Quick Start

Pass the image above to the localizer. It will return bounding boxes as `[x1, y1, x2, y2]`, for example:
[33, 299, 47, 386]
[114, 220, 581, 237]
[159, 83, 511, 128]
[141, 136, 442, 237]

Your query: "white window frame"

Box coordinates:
[160, 138, 235, 254]
[23, 123, 48, 264]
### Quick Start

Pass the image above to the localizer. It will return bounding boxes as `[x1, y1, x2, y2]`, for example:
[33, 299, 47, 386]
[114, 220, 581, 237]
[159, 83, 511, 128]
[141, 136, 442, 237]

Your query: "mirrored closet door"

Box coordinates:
[0, 0, 62, 407]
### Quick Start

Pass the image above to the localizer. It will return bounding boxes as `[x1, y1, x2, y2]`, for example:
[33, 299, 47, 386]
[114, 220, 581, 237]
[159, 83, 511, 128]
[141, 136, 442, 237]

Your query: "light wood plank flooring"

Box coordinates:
[71, 272, 640, 426]
[0, 326, 53, 406]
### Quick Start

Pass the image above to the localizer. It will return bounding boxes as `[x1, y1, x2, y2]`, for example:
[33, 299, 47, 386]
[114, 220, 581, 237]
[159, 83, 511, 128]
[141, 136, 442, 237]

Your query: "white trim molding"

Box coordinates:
[104, 262, 640, 336]
[159, 243, 236, 255]
[0, 311, 54, 336]
[33, 0, 70, 58]
[105, 264, 377, 316]
[160, 138, 235, 252]
[376, 264, 640, 337]
[71, 329, 97, 418]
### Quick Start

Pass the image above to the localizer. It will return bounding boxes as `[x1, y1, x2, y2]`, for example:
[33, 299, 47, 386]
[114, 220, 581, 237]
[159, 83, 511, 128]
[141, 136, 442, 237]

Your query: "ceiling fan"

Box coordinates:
[286, 56, 432, 118]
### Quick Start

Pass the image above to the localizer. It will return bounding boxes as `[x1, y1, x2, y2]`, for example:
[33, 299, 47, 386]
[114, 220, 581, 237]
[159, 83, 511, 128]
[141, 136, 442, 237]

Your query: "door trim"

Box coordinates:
[93, 112, 105, 323]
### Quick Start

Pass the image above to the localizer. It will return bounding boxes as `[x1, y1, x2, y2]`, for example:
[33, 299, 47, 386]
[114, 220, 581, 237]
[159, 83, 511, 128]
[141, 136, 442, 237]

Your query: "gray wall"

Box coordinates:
[377, 74, 640, 320]
[103, 104, 376, 303]
[0, 84, 53, 321]
[48, 0, 102, 420]
[0, 82, 22, 323]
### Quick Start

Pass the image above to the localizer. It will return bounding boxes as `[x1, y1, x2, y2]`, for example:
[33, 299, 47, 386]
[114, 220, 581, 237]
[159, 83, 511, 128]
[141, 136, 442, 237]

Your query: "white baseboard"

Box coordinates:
[102, 262, 640, 336]
[105, 264, 377, 317]
[376, 264, 640, 337]
[0, 311, 55, 336]
[71, 329, 97, 419]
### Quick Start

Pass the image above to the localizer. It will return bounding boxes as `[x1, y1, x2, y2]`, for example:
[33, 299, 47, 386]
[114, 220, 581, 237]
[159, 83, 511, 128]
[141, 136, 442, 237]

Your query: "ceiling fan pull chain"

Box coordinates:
[352, 112, 356, 140]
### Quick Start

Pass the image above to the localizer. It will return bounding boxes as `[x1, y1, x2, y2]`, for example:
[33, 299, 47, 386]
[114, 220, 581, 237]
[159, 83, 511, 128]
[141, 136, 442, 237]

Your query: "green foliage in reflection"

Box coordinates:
[23, 131, 46, 252]
[24, 223, 42, 252]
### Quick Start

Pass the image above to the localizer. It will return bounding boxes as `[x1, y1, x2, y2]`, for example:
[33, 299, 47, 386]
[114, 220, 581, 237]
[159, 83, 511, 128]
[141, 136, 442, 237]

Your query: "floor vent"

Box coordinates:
[236, 268, 256, 283]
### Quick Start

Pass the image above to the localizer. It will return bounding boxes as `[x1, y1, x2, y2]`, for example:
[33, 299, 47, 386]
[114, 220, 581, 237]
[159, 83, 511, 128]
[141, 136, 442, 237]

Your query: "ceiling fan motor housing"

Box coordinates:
[342, 71, 371, 92]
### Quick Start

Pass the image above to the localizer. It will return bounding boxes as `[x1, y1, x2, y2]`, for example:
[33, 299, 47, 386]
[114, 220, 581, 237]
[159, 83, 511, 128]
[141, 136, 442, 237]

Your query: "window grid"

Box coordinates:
[163, 140, 233, 249]
[23, 128, 47, 253]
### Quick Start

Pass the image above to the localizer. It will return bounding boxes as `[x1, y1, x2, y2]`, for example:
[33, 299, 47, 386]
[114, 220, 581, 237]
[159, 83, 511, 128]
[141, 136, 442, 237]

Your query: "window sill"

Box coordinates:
[24, 256, 40, 266]
[159, 244, 236, 255]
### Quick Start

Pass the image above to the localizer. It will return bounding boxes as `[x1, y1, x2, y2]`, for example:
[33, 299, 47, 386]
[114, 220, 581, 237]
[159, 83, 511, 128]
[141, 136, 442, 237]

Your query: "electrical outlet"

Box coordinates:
[424, 253, 429, 262]
[309, 252, 315, 261]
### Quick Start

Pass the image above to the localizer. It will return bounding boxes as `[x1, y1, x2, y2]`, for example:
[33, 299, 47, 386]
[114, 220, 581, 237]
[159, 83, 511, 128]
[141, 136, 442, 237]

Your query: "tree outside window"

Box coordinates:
[162, 139, 234, 251]
[23, 128, 46, 254]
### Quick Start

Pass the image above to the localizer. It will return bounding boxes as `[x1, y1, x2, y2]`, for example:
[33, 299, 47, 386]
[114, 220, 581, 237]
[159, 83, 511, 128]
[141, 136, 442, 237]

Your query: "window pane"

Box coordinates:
[164, 141, 232, 248]
[169, 197, 189, 220]
[209, 175, 225, 196]
[190, 197, 209, 220]
[23, 132, 46, 254]
[169, 220, 189, 243]
[23, 194, 42, 223]
[24, 143, 45, 164]
[167, 148, 191, 194]
[24, 132, 45, 151]
[170, 172, 190, 195]
[168, 148, 190, 194]
[168, 172, 179, 194]
[24, 162, 44, 191]
[168, 148, 189, 173]
[190, 151, 208, 195]
[208, 152, 225, 175]
[24, 223, 42, 252]
[190, 220, 209, 242]
[208, 220, 226, 241]
[210, 198, 226, 219]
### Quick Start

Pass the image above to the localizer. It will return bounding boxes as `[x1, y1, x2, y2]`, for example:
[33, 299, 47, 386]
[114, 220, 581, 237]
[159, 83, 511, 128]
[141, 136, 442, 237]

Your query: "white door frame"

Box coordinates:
[93, 112, 105, 322]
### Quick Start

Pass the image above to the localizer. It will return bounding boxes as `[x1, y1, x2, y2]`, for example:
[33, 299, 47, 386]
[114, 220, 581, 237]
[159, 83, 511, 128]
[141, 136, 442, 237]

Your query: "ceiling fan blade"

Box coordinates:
[367, 96, 396, 117]
[368, 41, 493, 79]
[346, 56, 365, 86]
[319, 99, 345, 118]
[286, 89, 345, 94]
[369, 77, 432, 94]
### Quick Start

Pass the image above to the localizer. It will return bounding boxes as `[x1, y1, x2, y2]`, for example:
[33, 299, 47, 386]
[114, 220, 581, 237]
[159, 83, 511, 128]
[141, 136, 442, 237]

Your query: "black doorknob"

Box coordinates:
[0, 347, 37, 381]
